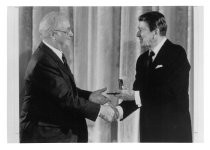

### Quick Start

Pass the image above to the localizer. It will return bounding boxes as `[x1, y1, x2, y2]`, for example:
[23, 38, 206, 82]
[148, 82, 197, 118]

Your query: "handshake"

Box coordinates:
[89, 86, 135, 122]
[99, 103, 119, 122]
[89, 87, 120, 122]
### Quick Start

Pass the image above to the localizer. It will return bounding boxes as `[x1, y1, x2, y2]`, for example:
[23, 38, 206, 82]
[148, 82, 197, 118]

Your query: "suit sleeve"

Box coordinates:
[119, 101, 139, 120]
[77, 88, 92, 100]
[167, 47, 190, 105]
[33, 61, 100, 121]
[119, 57, 142, 120]
[133, 56, 143, 90]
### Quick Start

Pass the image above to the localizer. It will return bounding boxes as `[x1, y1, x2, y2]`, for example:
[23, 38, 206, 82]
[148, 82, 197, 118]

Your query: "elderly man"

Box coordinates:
[20, 11, 117, 143]
[116, 11, 192, 142]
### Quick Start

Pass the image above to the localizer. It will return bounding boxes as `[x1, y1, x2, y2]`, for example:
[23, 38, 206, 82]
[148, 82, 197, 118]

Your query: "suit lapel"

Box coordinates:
[39, 42, 76, 83]
[151, 39, 171, 69]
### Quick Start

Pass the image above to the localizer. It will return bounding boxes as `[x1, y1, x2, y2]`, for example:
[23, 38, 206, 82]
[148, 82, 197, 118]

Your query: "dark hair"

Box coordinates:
[138, 11, 167, 36]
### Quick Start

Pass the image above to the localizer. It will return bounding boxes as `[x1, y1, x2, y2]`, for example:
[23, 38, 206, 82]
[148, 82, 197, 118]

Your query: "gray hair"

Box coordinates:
[39, 11, 68, 39]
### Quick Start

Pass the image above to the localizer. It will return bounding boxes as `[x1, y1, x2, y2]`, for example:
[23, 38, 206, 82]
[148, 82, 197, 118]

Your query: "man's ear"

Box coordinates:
[153, 28, 159, 39]
[154, 28, 160, 36]
[50, 31, 56, 40]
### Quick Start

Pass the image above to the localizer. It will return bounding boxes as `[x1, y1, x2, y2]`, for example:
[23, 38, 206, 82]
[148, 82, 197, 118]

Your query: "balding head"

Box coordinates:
[39, 11, 69, 39]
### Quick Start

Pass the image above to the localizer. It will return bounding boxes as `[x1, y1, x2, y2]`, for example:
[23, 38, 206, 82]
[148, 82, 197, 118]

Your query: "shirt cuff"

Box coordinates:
[98, 105, 102, 117]
[135, 91, 142, 107]
[116, 106, 124, 120]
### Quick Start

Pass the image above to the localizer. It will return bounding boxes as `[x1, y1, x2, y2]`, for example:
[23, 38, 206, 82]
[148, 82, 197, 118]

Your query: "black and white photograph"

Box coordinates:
[4, 0, 207, 147]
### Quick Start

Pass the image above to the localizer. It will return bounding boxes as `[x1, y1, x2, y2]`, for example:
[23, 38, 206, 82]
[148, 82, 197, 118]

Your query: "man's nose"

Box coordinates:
[69, 30, 74, 37]
[136, 30, 141, 37]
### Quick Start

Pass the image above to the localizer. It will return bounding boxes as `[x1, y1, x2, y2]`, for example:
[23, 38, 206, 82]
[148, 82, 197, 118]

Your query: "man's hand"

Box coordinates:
[89, 87, 110, 105]
[115, 89, 135, 101]
[99, 104, 119, 122]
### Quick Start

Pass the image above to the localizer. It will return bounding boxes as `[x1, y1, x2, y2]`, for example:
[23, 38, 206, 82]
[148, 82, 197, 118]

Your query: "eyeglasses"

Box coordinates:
[54, 29, 74, 37]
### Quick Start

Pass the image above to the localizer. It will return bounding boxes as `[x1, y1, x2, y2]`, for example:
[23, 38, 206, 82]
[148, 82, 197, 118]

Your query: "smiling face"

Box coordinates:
[137, 21, 155, 51]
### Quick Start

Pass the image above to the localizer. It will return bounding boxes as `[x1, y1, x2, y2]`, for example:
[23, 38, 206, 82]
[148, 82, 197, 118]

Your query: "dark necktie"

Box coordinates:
[62, 53, 75, 79]
[147, 51, 155, 68]
[62, 54, 74, 80]
[62, 53, 77, 96]
[62, 53, 69, 70]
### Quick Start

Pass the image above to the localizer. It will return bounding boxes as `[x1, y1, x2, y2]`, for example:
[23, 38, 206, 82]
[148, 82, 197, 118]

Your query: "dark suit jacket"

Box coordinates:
[120, 39, 192, 142]
[20, 42, 100, 143]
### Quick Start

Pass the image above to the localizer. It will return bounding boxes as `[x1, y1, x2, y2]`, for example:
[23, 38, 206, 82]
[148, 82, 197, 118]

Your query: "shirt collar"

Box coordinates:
[42, 40, 63, 63]
[151, 37, 167, 57]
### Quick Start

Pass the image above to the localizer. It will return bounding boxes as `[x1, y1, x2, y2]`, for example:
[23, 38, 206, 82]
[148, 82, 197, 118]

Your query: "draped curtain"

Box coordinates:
[18, 6, 194, 142]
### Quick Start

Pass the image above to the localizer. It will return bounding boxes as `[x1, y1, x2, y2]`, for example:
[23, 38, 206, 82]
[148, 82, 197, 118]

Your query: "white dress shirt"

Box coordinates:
[117, 37, 167, 119]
